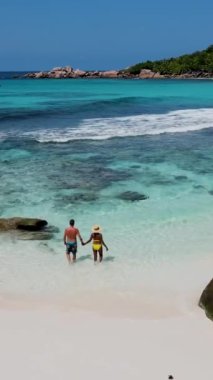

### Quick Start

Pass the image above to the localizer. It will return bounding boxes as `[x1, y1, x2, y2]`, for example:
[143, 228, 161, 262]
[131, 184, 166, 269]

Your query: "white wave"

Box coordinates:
[19, 108, 213, 142]
[0, 132, 7, 142]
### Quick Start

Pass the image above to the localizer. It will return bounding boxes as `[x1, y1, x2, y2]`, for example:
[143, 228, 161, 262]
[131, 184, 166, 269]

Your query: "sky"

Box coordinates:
[1, 0, 213, 71]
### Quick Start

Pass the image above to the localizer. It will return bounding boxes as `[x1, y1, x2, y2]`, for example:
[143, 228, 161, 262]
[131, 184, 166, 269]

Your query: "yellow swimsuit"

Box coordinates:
[92, 240, 102, 251]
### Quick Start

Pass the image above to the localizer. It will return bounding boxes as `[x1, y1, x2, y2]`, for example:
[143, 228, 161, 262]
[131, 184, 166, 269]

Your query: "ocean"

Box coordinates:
[0, 77, 213, 307]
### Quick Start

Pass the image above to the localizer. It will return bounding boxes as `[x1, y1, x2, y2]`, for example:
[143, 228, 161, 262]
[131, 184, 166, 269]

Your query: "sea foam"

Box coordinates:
[18, 108, 213, 142]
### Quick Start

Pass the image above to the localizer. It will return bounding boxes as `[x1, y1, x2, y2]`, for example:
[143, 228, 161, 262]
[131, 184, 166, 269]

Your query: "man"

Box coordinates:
[63, 219, 83, 263]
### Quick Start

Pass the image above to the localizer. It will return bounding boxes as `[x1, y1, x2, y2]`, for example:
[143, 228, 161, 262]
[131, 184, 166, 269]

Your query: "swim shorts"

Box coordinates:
[66, 242, 77, 254]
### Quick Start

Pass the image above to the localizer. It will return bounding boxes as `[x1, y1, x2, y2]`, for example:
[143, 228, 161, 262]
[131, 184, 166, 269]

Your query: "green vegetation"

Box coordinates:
[125, 45, 213, 75]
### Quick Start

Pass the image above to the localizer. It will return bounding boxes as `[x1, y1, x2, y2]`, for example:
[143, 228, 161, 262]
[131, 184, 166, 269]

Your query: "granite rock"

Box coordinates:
[199, 278, 213, 321]
[139, 69, 163, 79]
[0, 217, 47, 231]
[199, 279, 213, 320]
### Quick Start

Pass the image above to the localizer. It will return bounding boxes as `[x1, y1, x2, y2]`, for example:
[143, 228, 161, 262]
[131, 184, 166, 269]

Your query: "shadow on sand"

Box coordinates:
[77, 254, 115, 263]
[77, 254, 92, 262]
[103, 255, 115, 262]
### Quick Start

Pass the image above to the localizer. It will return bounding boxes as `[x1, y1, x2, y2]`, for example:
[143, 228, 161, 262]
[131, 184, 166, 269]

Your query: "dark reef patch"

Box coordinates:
[174, 175, 188, 181]
[48, 162, 131, 193]
[130, 165, 141, 169]
[117, 191, 149, 202]
[193, 184, 206, 190]
[57, 193, 99, 204]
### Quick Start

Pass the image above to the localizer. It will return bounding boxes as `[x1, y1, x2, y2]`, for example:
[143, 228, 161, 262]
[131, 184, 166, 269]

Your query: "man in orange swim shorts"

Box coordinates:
[63, 219, 83, 263]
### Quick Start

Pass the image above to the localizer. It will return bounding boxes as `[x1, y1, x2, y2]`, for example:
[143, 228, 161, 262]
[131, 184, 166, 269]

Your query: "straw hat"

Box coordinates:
[92, 224, 102, 233]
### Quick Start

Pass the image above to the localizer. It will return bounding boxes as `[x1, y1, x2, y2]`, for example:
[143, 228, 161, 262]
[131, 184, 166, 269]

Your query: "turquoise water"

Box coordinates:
[0, 78, 213, 300]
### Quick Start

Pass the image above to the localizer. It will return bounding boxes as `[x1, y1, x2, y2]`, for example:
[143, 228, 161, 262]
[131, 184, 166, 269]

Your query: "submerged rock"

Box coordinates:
[117, 191, 149, 202]
[0, 217, 47, 231]
[16, 231, 54, 240]
[59, 193, 98, 204]
[193, 184, 205, 190]
[199, 278, 213, 321]
[44, 225, 60, 233]
[174, 175, 188, 181]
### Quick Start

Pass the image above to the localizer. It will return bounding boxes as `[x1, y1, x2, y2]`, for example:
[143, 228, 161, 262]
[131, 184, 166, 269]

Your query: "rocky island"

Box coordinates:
[23, 45, 213, 79]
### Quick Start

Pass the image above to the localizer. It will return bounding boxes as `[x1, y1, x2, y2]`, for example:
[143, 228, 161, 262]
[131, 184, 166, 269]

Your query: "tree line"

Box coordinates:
[124, 45, 213, 75]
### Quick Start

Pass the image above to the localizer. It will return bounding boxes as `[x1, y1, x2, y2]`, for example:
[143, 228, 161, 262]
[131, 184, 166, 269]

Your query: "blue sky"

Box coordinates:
[1, 0, 213, 70]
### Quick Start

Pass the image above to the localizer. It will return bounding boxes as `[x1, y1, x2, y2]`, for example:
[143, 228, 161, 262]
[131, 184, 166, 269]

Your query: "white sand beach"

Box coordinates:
[0, 252, 213, 380]
[0, 303, 212, 380]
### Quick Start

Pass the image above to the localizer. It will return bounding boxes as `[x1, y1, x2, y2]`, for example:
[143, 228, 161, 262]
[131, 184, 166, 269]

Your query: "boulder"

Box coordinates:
[153, 71, 164, 78]
[199, 278, 213, 321]
[73, 69, 86, 77]
[89, 71, 100, 77]
[139, 69, 154, 79]
[34, 71, 49, 79]
[100, 70, 119, 78]
[51, 67, 62, 72]
[52, 72, 66, 78]
[0, 219, 59, 241]
[139, 69, 163, 79]
[0, 217, 47, 231]
[63, 66, 73, 73]
[117, 191, 149, 202]
[50, 66, 73, 76]
[23, 73, 36, 78]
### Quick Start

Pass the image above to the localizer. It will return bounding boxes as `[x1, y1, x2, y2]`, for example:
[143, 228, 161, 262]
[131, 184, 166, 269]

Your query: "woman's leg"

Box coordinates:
[93, 249, 98, 262]
[98, 247, 103, 262]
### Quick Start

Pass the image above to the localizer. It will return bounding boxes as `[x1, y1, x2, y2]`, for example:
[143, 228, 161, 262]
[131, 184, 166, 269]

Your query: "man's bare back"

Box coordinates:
[63, 219, 83, 263]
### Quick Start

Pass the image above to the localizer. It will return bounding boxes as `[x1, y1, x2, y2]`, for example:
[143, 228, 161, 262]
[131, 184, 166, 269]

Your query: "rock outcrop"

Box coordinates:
[99, 70, 119, 78]
[199, 278, 213, 321]
[24, 66, 120, 79]
[139, 69, 163, 79]
[0, 217, 58, 240]
[23, 66, 213, 80]
[0, 217, 47, 231]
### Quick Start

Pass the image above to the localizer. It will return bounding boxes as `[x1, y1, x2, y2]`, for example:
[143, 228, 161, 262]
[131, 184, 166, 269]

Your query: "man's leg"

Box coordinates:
[66, 252, 71, 264]
[71, 246, 77, 263]
[72, 252, 77, 262]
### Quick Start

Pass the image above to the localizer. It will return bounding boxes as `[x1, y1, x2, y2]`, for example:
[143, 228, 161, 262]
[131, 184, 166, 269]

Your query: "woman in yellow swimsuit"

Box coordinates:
[83, 225, 108, 262]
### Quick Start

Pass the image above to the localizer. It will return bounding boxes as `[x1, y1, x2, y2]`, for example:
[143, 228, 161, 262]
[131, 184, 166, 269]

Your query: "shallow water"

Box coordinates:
[0, 78, 213, 302]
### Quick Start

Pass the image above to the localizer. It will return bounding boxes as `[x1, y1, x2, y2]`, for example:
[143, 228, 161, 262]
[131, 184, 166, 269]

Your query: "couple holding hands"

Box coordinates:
[64, 219, 108, 264]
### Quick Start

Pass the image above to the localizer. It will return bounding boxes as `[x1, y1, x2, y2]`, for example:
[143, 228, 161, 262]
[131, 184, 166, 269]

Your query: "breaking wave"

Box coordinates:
[2, 108, 213, 143]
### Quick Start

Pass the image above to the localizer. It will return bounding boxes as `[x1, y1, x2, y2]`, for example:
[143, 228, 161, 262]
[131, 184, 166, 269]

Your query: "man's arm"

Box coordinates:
[78, 233, 84, 245]
[63, 230, 67, 245]
[77, 230, 84, 245]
